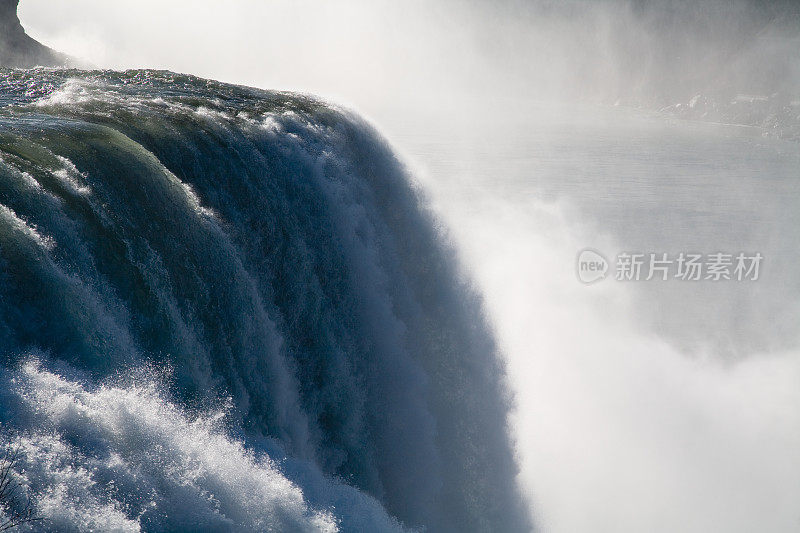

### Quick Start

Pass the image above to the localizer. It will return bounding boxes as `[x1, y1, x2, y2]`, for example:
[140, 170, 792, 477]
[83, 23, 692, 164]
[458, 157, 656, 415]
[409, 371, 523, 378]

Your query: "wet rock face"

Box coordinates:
[0, 0, 23, 33]
[0, 0, 20, 20]
[0, 0, 67, 67]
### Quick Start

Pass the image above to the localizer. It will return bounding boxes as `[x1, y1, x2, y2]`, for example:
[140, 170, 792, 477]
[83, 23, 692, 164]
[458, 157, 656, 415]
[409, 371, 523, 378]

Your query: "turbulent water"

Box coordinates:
[0, 69, 530, 532]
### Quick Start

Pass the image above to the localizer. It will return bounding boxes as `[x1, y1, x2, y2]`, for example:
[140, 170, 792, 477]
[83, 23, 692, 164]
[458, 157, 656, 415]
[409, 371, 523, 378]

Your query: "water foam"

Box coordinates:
[0, 70, 531, 532]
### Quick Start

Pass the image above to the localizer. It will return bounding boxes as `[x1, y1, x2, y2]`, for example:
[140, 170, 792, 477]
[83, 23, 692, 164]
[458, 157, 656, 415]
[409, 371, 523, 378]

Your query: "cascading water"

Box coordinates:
[0, 70, 531, 532]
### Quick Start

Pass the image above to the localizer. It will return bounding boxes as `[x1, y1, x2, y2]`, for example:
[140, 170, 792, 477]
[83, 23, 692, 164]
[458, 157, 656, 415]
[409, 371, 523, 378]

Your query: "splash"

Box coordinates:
[0, 70, 531, 532]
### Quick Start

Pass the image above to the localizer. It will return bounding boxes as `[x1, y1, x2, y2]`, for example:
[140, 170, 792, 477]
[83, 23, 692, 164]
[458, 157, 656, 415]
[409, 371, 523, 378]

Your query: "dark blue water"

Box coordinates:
[0, 70, 531, 532]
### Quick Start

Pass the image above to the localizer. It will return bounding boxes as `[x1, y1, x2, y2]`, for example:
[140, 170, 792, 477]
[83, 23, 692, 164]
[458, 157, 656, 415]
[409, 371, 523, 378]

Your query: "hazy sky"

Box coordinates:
[20, 0, 498, 111]
[19, 0, 800, 114]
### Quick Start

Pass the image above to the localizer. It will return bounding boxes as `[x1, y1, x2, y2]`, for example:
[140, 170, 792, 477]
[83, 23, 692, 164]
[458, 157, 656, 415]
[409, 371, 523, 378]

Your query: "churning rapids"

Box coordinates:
[0, 70, 531, 532]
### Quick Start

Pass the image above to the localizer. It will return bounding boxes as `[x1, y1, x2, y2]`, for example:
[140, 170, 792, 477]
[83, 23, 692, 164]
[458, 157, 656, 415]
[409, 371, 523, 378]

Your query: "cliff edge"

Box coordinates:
[0, 0, 68, 67]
